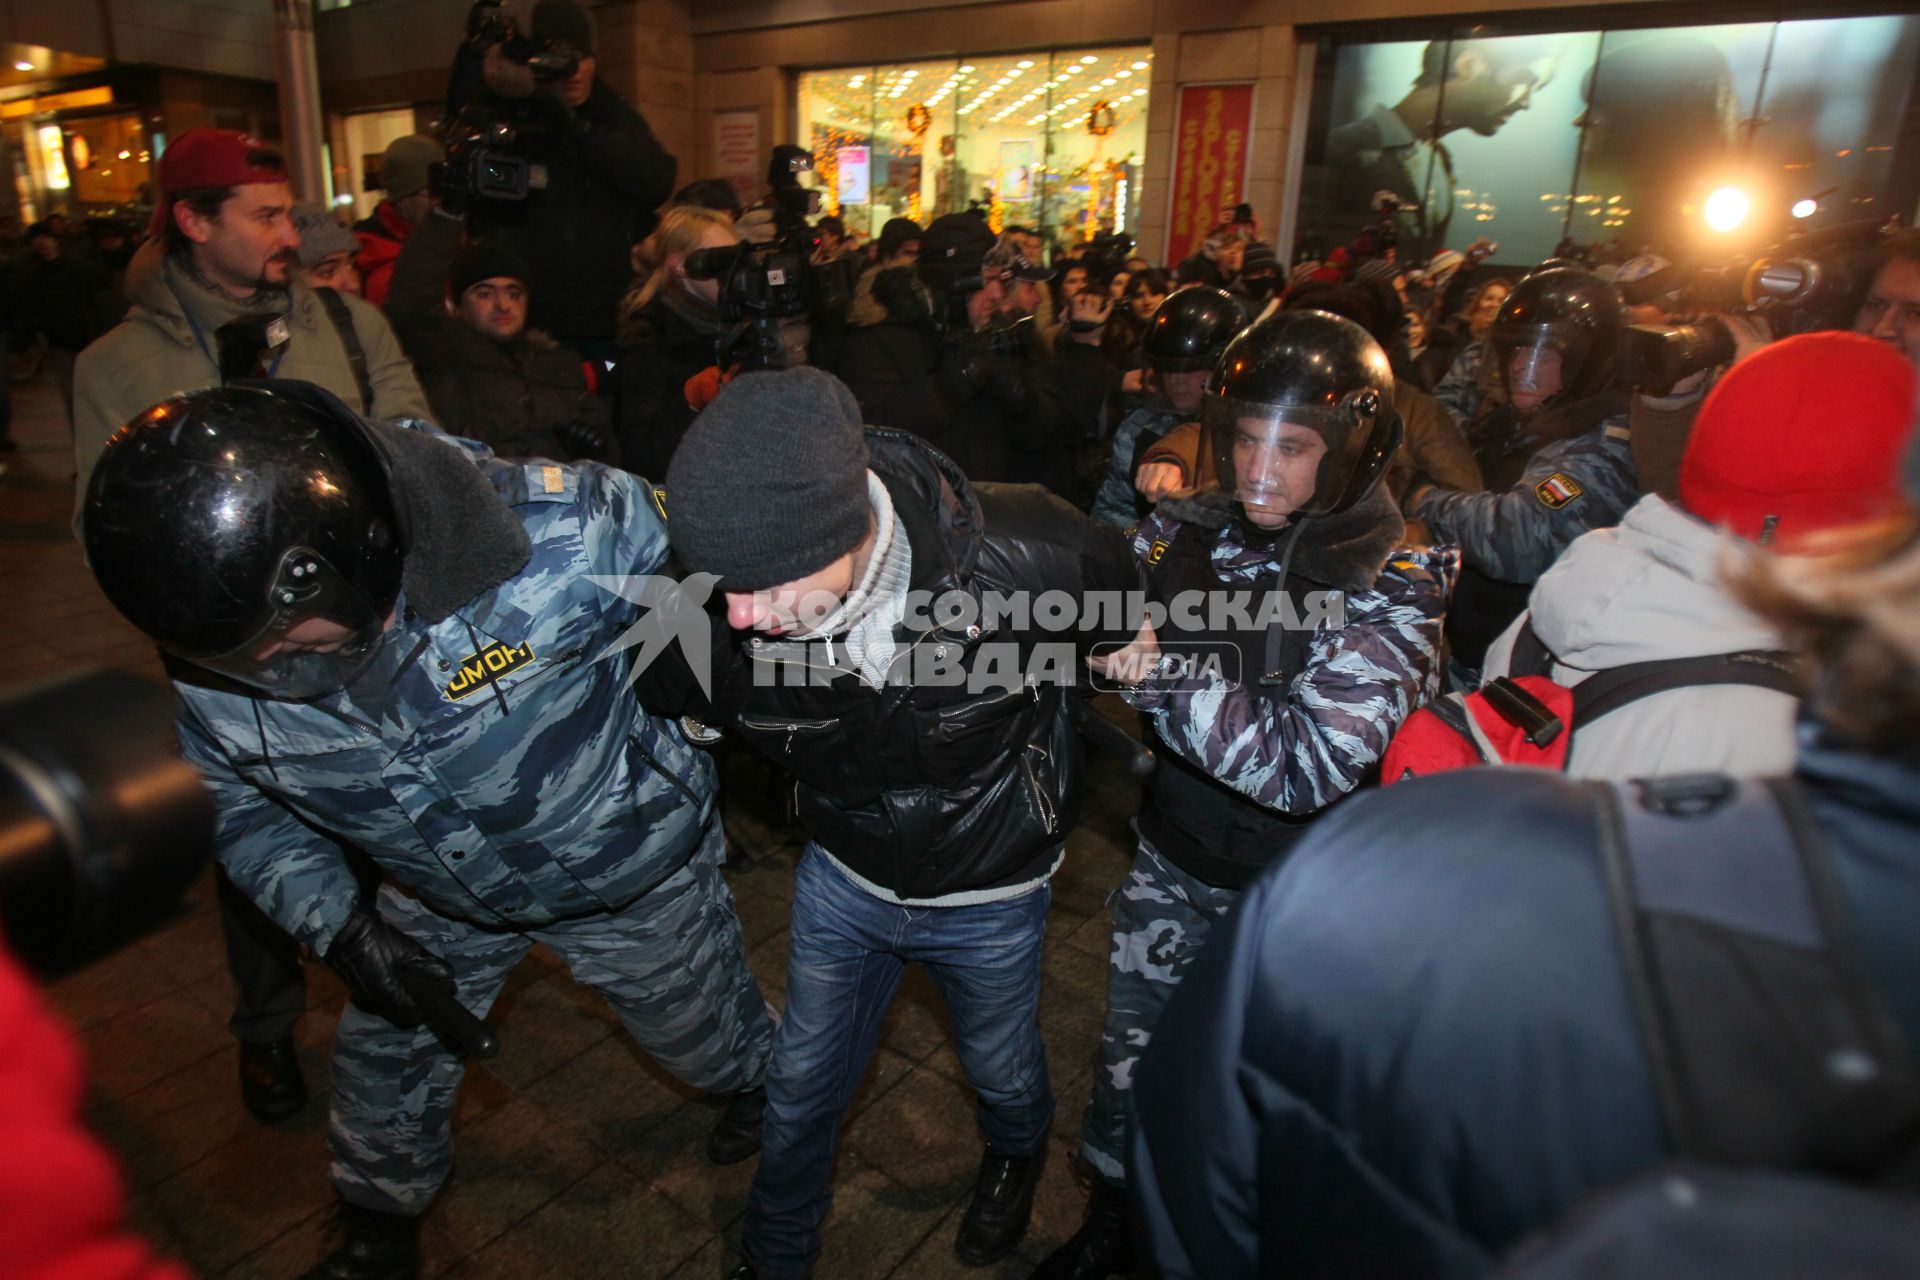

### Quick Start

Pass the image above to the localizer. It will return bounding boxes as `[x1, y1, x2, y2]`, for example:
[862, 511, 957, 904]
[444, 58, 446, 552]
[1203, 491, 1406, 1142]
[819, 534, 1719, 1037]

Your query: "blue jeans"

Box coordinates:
[743, 845, 1055, 1278]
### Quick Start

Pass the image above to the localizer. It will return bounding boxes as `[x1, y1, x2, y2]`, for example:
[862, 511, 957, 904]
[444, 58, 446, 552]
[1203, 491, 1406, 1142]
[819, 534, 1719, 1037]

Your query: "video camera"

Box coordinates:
[681, 146, 823, 372]
[435, 105, 549, 203]
[435, 0, 582, 203]
[1618, 220, 1885, 393]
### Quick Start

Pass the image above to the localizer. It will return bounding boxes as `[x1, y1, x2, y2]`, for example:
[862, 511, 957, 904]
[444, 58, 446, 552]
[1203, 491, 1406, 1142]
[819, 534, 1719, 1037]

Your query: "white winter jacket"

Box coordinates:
[1482, 494, 1799, 780]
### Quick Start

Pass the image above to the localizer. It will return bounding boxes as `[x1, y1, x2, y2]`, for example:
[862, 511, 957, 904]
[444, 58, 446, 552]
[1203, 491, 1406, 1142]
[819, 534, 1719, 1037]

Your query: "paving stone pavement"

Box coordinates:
[4, 377, 1148, 1278]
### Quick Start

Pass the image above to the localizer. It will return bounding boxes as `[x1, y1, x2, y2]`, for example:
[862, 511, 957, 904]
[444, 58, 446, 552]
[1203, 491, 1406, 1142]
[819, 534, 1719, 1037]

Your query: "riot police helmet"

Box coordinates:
[1141, 286, 1250, 373]
[84, 381, 406, 699]
[1204, 308, 1403, 525]
[1490, 262, 1625, 411]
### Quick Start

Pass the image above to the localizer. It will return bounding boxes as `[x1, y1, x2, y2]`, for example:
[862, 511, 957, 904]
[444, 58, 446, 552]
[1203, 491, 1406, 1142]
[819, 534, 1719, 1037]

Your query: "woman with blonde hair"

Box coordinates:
[615, 204, 741, 476]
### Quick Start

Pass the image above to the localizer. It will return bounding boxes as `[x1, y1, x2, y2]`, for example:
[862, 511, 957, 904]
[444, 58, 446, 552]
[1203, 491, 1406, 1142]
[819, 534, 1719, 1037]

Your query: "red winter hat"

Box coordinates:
[1680, 330, 1915, 545]
[149, 129, 288, 236]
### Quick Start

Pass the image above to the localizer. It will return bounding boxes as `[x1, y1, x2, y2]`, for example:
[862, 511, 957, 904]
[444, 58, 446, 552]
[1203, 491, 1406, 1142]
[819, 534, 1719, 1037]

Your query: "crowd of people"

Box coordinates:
[10, 3, 1920, 1276]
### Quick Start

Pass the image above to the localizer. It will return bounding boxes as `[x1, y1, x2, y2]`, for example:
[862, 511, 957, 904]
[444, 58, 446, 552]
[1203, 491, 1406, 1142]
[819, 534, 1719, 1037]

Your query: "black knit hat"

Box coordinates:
[667, 367, 872, 591]
[531, 0, 596, 55]
[451, 241, 531, 298]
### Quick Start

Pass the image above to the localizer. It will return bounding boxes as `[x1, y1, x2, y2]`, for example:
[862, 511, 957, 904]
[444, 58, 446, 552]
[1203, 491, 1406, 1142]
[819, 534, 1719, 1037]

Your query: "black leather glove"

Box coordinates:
[554, 418, 615, 462]
[323, 907, 457, 1028]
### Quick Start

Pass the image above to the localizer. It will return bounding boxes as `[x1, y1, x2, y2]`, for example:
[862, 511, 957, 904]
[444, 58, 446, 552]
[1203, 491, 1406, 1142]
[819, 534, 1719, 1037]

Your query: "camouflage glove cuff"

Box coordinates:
[323, 907, 456, 1029]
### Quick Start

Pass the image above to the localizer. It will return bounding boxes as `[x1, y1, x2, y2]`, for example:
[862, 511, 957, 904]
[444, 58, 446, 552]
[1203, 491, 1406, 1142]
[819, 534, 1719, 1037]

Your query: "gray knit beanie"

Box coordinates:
[667, 367, 872, 591]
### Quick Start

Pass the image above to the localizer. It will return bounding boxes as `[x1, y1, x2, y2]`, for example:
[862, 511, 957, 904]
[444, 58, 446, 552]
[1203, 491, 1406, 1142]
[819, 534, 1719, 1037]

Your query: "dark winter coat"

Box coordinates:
[839, 269, 1072, 495]
[386, 210, 609, 463]
[1130, 734, 1920, 1279]
[613, 290, 723, 479]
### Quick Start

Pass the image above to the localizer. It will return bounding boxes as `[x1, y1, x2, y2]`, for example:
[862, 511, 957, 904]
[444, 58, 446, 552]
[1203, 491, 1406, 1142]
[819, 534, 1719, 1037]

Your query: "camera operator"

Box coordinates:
[457, 0, 678, 363]
[386, 204, 614, 463]
[615, 205, 755, 477]
[840, 212, 1069, 492]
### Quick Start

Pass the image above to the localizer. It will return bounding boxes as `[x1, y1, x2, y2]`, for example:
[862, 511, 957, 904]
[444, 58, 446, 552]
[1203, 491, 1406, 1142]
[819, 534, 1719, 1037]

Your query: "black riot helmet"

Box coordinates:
[1489, 263, 1624, 410]
[1141, 286, 1249, 373]
[84, 382, 407, 699]
[1205, 309, 1402, 523]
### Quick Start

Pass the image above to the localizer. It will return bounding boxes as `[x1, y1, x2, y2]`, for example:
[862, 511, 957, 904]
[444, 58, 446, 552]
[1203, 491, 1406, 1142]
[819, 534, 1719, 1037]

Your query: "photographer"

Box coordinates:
[386, 204, 614, 463]
[1622, 228, 1911, 502]
[458, 0, 678, 362]
[840, 212, 1069, 491]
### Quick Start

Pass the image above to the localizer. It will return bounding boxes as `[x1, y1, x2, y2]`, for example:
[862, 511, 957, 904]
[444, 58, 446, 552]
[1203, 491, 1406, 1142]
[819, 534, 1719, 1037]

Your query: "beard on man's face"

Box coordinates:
[255, 249, 297, 292]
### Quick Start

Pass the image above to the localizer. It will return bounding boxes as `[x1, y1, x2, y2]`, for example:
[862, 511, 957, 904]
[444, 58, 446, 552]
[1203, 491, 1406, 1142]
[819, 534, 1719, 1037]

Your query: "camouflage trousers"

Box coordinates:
[329, 822, 774, 1214]
[1079, 834, 1241, 1184]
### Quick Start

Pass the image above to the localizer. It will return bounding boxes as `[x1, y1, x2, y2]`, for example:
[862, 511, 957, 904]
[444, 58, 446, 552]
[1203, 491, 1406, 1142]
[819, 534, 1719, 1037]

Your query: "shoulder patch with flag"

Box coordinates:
[1534, 472, 1584, 509]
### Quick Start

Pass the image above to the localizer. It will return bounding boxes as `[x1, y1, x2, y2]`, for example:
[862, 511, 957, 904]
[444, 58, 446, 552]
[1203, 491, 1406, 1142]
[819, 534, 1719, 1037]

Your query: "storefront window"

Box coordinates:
[1294, 13, 1920, 268]
[797, 45, 1151, 252]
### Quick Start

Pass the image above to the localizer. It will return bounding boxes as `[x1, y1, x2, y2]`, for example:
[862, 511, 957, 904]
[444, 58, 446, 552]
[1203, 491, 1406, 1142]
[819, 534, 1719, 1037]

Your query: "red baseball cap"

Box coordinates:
[1681, 330, 1915, 546]
[149, 128, 289, 236]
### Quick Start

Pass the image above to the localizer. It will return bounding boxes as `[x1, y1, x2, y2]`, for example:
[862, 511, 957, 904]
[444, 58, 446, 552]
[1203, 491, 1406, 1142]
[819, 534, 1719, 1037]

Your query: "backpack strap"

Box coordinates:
[1508, 614, 1556, 678]
[1572, 650, 1798, 730]
[1590, 774, 1920, 1182]
[314, 286, 374, 414]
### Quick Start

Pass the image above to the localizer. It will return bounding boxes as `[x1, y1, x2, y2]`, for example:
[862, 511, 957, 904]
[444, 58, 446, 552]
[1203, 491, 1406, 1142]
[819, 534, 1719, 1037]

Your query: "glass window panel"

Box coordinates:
[1747, 15, 1920, 236]
[1574, 23, 1773, 252]
[1295, 14, 1919, 274]
[1040, 47, 1152, 254]
[870, 59, 958, 236]
[797, 66, 877, 236]
[801, 46, 1152, 252]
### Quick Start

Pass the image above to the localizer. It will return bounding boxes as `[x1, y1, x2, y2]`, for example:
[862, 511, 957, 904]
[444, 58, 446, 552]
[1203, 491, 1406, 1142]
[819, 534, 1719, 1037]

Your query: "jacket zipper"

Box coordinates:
[1021, 744, 1057, 836]
[632, 741, 703, 807]
[738, 714, 839, 753]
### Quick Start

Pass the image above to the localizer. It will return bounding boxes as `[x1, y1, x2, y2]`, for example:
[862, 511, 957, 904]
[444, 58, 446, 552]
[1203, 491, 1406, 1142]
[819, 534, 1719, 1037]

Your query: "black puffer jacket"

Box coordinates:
[702, 430, 1140, 898]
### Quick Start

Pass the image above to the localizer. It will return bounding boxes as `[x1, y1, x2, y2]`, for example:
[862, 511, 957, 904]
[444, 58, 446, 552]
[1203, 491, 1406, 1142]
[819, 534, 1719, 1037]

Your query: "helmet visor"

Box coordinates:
[1206, 392, 1381, 523]
[181, 547, 394, 699]
[1494, 321, 1592, 407]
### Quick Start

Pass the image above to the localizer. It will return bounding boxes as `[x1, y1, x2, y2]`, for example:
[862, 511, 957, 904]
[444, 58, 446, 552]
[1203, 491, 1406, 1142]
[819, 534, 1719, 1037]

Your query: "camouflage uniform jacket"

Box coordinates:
[1122, 495, 1456, 820]
[1415, 417, 1637, 584]
[1090, 402, 1182, 529]
[1431, 337, 1486, 427]
[174, 440, 717, 954]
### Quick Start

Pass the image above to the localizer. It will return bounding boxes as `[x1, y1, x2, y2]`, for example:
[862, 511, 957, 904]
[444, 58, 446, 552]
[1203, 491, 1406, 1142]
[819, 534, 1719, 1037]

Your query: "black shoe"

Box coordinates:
[1029, 1179, 1137, 1279]
[238, 1037, 306, 1123]
[725, 1262, 760, 1280]
[298, 1198, 422, 1280]
[955, 1145, 1045, 1266]
[707, 1085, 766, 1165]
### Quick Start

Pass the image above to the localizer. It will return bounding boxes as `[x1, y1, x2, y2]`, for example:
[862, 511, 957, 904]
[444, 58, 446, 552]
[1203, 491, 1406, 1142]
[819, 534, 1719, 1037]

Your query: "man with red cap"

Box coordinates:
[1477, 329, 1916, 778]
[69, 127, 431, 1131]
[74, 128, 429, 511]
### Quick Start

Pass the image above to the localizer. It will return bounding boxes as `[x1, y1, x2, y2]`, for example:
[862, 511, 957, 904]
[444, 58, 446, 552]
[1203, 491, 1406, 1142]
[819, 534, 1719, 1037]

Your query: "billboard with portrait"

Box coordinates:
[1294, 13, 1920, 269]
